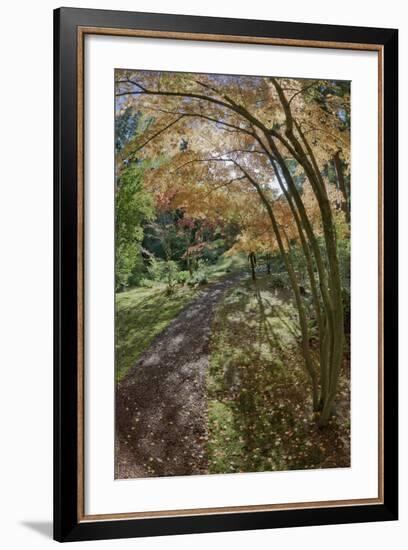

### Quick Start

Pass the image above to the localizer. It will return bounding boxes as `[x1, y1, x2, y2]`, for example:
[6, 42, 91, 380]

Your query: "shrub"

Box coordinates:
[187, 271, 208, 286]
[139, 277, 154, 288]
[147, 257, 165, 281]
[187, 260, 210, 286]
[147, 257, 178, 283]
[163, 261, 178, 289]
[176, 270, 190, 284]
[270, 272, 287, 289]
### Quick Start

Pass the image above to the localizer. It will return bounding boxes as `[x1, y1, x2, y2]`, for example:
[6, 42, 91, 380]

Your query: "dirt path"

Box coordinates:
[115, 274, 245, 479]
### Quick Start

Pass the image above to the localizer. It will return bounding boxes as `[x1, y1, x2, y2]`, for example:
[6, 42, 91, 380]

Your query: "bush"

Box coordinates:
[164, 261, 178, 288]
[147, 257, 178, 284]
[139, 277, 154, 288]
[187, 260, 210, 286]
[147, 257, 165, 281]
[270, 272, 287, 289]
[176, 270, 190, 284]
[187, 271, 208, 286]
[115, 241, 142, 292]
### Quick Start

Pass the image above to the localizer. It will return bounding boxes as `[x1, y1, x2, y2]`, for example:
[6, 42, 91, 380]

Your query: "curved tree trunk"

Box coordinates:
[270, 79, 344, 425]
[240, 167, 320, 411]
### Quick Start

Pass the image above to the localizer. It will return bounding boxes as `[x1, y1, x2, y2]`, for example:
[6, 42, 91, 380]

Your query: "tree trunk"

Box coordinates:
[187, 256, 192, 276]
[241, 168, 320, 411]
[249, 252, 257, 280]
[269, 78, 345, 424]
[259, 139, 334, 411]
[333, 151, 350, 224]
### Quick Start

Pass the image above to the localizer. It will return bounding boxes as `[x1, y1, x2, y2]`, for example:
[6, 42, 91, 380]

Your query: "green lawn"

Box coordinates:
[115, 284, 198, 381]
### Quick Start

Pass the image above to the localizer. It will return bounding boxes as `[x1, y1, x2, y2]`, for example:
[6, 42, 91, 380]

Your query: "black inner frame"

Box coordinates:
[54, 7, 398, 542]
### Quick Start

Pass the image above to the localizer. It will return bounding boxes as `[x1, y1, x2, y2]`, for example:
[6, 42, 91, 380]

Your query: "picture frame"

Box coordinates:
[54, 7, 398, 542]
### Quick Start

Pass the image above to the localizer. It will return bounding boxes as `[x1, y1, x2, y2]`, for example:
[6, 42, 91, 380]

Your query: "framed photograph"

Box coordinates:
[54, 7, 398, 542]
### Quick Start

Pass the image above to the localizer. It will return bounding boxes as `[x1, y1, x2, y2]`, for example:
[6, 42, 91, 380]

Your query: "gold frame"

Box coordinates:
[76, 27, 384, 523]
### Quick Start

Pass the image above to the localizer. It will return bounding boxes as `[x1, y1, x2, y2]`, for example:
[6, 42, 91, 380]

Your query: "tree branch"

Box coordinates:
[124, 115, 185, 157]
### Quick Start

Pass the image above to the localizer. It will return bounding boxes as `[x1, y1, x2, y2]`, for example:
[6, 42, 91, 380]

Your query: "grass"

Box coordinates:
[207, 252, 248, 282]
[206, 274, 350, 474]
[115, 284, 198, 381]
[115, 253, 249, 382]
[115, 261, 350, 473]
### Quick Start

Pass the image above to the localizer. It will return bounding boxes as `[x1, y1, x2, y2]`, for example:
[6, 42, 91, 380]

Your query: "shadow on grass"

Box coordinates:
[207, 275, 350, 474]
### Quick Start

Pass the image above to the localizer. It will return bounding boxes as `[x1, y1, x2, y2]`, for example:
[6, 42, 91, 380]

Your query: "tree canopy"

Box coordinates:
[115, 69, 350, 426]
